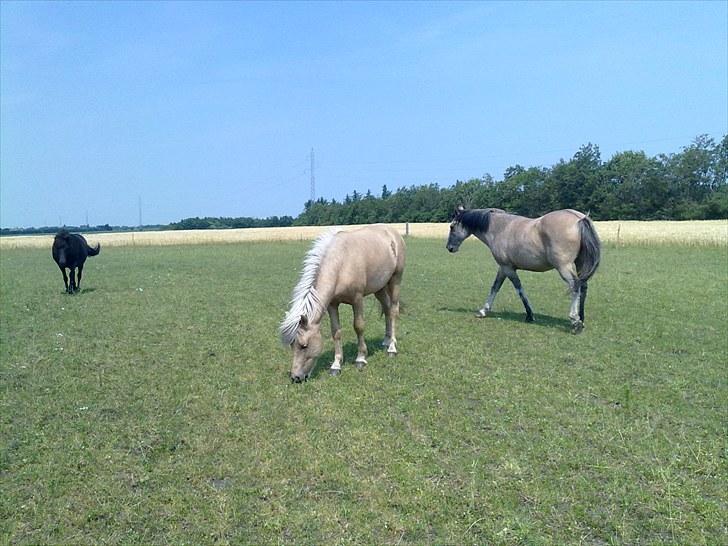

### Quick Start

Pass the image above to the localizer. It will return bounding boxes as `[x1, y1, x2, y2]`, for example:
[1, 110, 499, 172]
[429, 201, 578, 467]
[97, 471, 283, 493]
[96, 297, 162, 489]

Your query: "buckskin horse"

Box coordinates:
[446, 206, 600, 333]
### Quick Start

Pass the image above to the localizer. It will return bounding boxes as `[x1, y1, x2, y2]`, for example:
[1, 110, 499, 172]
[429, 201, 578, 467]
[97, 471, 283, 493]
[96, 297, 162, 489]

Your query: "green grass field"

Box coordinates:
[1, 238, 726, 545]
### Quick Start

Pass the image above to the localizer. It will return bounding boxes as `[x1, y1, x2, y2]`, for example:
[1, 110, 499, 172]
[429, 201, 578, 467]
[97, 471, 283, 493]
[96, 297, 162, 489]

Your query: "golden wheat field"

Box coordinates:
[0, 220, 726, 249]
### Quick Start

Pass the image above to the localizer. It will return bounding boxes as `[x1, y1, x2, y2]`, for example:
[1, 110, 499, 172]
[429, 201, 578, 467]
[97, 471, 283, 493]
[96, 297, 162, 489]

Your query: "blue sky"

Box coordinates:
[1, 1, 726, 228]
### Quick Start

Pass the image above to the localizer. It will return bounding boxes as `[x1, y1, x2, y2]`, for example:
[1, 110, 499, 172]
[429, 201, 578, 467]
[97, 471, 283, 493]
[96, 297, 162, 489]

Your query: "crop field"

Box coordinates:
[1, 219, 727, 249]
[1, 232, 726, 544]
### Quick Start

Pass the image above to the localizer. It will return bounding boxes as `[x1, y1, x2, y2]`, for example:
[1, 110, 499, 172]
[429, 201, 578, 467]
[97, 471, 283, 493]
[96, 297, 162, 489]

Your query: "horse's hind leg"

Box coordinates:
[76, 263, 84, 292]
[579, 281, 588, 323]
[375, 288, 393, 349]
[384, 275, 402, 356]
[504, 268, 535, 322]
[352, 298, 368, 368]
[328, 304, 344, 376]
[557, 264, 583, 333]
[478, 268, 507, 318]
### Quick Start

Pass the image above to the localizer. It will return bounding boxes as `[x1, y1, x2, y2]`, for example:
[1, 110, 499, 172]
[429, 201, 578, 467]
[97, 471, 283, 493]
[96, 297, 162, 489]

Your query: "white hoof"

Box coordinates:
[475, 309, 488, 318]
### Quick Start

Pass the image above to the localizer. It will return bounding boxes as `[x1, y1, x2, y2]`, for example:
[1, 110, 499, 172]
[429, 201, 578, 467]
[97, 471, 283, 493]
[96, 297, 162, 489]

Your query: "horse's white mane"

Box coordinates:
[279, 229, 341, 345]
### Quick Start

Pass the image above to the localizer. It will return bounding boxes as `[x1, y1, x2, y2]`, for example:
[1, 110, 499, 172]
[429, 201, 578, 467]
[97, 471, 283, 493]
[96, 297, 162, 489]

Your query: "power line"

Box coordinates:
[310, 148, 315, 202]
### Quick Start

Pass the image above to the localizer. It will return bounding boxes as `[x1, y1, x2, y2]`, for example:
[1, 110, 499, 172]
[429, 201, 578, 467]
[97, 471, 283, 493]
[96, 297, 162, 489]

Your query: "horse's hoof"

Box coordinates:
[475, 310, 488, 318]
[355, 360, 367, 370]
[329, 368, 341, 376]
[525, 315, 535, 323]
[571, 321, 584, 334]
[387, 351, 397, 358]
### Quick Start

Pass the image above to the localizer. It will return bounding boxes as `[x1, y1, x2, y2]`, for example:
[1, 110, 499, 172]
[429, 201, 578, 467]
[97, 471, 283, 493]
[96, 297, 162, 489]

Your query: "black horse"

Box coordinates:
[52, 229, 101, 293]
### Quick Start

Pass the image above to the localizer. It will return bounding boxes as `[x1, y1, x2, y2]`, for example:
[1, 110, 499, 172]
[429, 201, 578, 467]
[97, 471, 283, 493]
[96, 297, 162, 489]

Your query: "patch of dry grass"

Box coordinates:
[1, 220, 725, 249]
[596, 219, 727, 246]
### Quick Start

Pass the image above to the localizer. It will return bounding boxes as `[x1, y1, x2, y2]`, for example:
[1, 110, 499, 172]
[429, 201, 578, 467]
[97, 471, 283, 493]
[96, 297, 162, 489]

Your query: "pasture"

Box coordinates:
[1, 234, 726, 544]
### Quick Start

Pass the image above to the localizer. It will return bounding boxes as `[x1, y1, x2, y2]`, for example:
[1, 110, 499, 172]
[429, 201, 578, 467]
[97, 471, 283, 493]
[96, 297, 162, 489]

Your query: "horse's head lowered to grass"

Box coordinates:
[288, 315, 324, 383]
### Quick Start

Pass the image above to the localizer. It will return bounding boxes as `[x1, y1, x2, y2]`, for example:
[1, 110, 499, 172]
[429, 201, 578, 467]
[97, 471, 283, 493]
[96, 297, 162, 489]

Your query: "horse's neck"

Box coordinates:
[473, 229, 494, 249]
[473, 214, 513, 248]
[311, 266, 337, 316]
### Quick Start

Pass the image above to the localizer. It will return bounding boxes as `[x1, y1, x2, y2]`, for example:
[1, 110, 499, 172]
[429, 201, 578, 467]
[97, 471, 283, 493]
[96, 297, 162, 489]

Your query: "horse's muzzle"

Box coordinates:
[290, 373, 307, 383]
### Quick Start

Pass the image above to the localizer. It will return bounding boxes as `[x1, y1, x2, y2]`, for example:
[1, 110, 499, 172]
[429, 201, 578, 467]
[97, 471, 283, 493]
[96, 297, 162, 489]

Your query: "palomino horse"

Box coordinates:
[280, 225, 406, 382]
[446, 206, 601, 333]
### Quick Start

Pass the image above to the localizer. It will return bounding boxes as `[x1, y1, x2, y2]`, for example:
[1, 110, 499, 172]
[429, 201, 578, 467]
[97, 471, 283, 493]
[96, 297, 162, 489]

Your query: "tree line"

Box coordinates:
[295, 134, 727, 225]
[168, 215, 294, 230]
[2, 135, 724, 236]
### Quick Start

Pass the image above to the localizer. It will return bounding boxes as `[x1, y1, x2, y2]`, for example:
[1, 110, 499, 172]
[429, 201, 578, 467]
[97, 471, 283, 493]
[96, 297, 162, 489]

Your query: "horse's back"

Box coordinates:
[338, 225, 404, 262]
[330, 225, 405, 297]
[52, 232, 91, 267]
[538, 210, 585, 236]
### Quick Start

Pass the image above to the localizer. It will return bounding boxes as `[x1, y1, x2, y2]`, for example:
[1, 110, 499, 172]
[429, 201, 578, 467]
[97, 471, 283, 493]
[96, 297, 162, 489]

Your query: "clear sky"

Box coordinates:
[1, 1, 726, 228]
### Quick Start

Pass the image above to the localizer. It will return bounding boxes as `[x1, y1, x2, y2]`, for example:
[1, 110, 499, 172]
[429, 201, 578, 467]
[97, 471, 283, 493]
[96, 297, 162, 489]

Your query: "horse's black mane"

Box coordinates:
[458, 208, 504, 233]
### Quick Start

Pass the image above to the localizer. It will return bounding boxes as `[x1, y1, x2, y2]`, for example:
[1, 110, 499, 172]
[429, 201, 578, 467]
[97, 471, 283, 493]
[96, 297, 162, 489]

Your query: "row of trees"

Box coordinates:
[168, 215, 294, 230]
[3, 135, 724, 236]
[0, 223, 161, 236]
[295, 134, 727, 225]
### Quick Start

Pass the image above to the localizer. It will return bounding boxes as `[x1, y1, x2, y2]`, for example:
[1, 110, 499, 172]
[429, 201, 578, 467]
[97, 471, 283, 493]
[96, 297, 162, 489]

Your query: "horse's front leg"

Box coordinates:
[352, 298, 368, 369]
[477, 268, 506, 317]
[328, 305, 344, 376]
[504, 268, 535, 323]
[69, 268, 78, 293]
[58, 266, 69, 293]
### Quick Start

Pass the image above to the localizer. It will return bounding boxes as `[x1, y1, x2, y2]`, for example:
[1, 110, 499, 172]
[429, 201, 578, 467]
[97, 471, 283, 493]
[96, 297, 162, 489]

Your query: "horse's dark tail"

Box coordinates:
[576, 216, 601, 283]
[87, 242, 101, 257]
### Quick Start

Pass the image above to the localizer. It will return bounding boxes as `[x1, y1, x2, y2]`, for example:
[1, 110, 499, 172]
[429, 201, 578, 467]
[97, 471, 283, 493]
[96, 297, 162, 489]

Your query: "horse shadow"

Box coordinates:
[438, 306, 571, 331]
[310, 336, 388, 380]
[62, 287, 97, 295]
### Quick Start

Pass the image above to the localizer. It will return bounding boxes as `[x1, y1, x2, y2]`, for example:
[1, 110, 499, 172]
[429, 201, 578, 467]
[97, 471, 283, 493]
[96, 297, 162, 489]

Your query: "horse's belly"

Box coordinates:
[331, 267, 392, 306]
[503, 250, 551, 272]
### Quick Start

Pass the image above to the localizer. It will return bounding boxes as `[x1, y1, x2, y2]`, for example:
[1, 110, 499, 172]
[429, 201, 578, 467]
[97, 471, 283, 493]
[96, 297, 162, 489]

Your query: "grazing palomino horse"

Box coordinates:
[52, 229, 101, 293]
[280, 225, 406, 382]
[446, 206, 601, 333]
